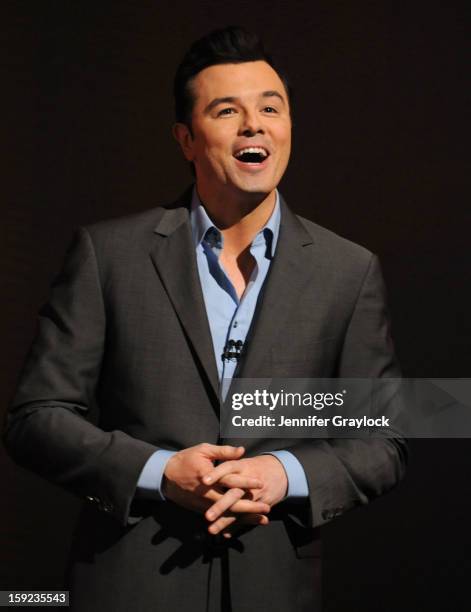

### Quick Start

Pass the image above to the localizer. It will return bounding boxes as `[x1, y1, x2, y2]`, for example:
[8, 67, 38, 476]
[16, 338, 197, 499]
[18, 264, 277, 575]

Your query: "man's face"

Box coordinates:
[174, 61, 291, 203]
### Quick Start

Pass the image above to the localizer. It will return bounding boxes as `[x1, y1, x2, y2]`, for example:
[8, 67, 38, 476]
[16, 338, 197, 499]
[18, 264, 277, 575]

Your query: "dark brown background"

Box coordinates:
[2, 1, 470, 610]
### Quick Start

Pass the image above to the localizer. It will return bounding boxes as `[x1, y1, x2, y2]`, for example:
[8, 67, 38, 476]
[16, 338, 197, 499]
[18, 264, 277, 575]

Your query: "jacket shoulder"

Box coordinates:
[83, 205, 169, 242]
[295, 213, 374, 267]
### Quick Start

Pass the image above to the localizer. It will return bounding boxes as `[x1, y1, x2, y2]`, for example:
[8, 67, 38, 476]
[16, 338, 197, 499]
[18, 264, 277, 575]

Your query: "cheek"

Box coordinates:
[204, 141, 232, 168]
[275, 133, 291, 164]
[201, 151, 226, 177]
[282, 129, 292, 151]
[194, 142, 220, 169]
[273, 126, 291, 153]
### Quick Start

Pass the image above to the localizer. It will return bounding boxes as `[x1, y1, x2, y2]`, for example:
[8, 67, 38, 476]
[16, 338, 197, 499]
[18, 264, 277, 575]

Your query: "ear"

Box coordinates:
[173, 123, 195, 161]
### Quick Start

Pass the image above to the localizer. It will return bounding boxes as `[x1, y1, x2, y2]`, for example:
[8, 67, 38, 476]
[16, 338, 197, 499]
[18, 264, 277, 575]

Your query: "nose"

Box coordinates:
[239, 110, 264, 137]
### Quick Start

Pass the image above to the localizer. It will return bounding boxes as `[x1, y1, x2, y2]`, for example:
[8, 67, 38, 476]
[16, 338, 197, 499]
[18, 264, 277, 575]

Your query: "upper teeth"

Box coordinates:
[234, 147, 268, 158]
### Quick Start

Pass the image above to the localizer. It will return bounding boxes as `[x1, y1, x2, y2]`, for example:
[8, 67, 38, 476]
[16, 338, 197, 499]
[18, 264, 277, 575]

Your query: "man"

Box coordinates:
[3, 27, 407, 611]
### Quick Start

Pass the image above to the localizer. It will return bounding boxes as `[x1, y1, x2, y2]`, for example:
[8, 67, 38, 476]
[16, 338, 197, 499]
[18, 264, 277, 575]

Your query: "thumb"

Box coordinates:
[204, 445, 245, 460]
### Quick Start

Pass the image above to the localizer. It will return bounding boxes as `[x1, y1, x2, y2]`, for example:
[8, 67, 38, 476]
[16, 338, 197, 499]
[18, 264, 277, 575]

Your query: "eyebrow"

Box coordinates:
[204, 90, 286, 114]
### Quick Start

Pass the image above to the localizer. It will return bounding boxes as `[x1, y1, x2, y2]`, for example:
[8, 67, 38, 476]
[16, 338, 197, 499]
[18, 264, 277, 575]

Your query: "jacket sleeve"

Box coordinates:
[288, 254, 408, 528]
[3, 227, 158, 526]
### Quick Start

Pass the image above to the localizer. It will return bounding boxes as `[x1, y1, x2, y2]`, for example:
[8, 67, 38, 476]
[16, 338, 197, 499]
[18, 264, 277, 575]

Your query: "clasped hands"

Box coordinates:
[162, 443, 288, 538]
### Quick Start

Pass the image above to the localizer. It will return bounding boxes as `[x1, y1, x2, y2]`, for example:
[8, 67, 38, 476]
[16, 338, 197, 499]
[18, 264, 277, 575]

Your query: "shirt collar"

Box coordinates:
[190, 186, 281, 257]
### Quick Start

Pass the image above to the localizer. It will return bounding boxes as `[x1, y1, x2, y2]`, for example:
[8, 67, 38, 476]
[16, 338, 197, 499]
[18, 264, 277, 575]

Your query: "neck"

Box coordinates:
[196, 186, 276, 257]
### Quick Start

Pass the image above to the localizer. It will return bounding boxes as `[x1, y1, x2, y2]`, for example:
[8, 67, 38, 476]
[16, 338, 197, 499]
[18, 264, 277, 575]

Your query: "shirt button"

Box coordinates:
[233, 321, 238, 328]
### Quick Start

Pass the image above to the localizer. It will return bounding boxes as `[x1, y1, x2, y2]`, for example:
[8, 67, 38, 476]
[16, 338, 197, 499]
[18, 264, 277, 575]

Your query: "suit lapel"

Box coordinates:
[148, 191, 315, 403]
[149, 192, 220, 402]
[235, 197, 314, 379]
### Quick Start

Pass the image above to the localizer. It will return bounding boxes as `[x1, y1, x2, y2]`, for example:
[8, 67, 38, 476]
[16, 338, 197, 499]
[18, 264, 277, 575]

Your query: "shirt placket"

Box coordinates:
[204, 228, 265, 385]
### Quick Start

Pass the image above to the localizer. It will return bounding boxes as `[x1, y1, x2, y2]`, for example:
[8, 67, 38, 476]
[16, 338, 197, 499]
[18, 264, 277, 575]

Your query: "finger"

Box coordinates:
[198, 483, 239, 503]
[222, 515, 270, 538]
[195, 483, 251, 504]
[201, 444, 245, 461]
[208, 515, 237, 534]
[205, 488, 246, 522]
[193, 485, 271, 514]
[228, 498, 271, 515]
[221, 514, 270, 538]
[238, 513, 270, 526]
[205, 495, 270, 521]
[183, 491, 267, 519]
[215, 474, 263, 490]
[201, 460, 242, 486]
[209, 513, 268, 535]
[173, 490, 217, 515]
[195, 484, 224, 501]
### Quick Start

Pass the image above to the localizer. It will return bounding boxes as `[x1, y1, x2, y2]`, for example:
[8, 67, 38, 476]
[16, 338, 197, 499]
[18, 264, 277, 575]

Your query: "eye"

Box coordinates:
[262, 106, 278, 113]
[217, 107, 237, 116]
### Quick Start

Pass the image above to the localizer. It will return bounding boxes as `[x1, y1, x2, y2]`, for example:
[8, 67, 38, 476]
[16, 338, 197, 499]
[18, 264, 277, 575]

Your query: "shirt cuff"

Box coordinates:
[263, 450, 309, 499]
[136, 450, 176, 501]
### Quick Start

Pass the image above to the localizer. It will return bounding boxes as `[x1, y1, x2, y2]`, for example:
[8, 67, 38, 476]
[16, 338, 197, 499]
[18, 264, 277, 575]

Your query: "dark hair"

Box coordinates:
[174, 26, 291, 128]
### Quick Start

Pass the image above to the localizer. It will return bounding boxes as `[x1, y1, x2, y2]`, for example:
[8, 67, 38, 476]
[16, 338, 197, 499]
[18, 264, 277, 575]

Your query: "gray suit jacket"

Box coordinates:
[4, 189, 407, 611]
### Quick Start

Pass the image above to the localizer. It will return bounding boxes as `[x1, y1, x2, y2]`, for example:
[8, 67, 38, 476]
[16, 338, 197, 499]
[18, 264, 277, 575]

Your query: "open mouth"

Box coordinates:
[233, 146, 270, 164]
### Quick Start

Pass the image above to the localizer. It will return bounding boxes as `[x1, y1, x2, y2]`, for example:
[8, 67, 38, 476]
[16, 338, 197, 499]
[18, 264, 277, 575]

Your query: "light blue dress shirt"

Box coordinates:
[137, 188, 309, 501]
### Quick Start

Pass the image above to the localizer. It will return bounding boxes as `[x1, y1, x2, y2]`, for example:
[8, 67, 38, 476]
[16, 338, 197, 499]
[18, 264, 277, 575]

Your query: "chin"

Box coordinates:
[233, 187, 273, 202]
[232, 177, 277, 196]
